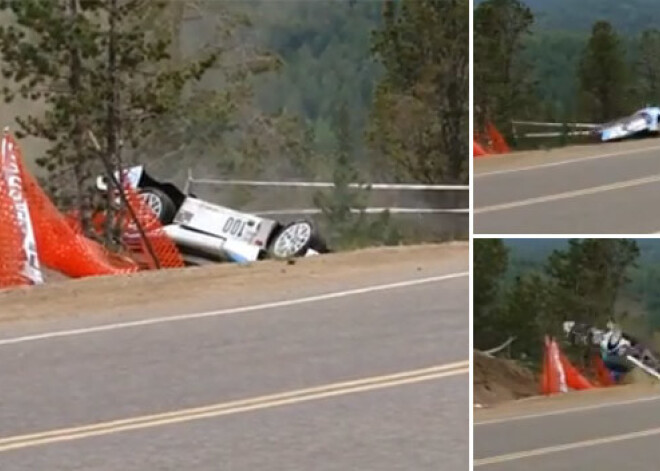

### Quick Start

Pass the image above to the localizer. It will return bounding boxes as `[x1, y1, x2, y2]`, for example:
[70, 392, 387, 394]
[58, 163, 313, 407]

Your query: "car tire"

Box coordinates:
[269, 219, 320, 259]
[139, 187, 177, 224]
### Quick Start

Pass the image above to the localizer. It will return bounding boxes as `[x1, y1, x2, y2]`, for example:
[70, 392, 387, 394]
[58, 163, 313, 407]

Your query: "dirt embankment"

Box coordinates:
[474, 350, 539, 407]
[0, 242, 468, 323]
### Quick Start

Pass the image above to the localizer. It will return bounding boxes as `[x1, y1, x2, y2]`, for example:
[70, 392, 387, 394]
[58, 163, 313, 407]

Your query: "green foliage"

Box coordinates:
[0, 0, 218, 221]
[247, 0, 383, 158]
[0, 1, 317, 213]
[368, 0, 468, 184]
[523, 30, 586, 119]
[497, 1, 660, 134]
[519, 0, 660, 33]
[545, 239, 640, 325]
[474, 0, 660, 147]
[473, 238, 509, 348]
[476, 238, 642, 362]
[498, 274, 549, 359]
[0, 0, 102, 211]
[577, 21, 630, 121]
[136, 1, 314, 183]
[474, 0, 537, 140]
[313, 101, 400, 250]
[631, 29, 660, 106]
[0, 0, 467, 247]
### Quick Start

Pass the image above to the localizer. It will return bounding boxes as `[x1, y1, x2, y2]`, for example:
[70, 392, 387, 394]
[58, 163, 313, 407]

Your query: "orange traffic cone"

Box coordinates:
[487, 122, 511, 154]
[558, 344, 593, 390]
[474, 140, 488, 157]
[540, 337, 594, 394]
[592, 354, 615, 387]
[540, 336, 565, 394]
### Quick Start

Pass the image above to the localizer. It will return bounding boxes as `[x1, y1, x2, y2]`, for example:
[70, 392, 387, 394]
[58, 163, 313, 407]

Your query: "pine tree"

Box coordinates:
[313, 101, 371, 248]
[0, 0, 104, 217]
[634, 28, 660, 106]
[578, 21, 629, 122]
[367, 0, 468, 184]
[473, 238, 510, 348]
[0, 0, 217, 233]
[545, 239, 640, 326]
[474, 0, 536, 142]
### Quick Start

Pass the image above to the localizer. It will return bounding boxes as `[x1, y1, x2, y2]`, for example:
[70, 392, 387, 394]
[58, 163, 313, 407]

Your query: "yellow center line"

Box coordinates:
[0, 361, 467, 453]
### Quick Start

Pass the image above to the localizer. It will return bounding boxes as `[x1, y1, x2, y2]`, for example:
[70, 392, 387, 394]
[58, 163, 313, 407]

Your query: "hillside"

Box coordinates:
[246, 0, 383, 154]
[505, 238, 660, 266]
[524, 0, 660, 32]
[501, 238, 660, 330]
[1, 1, 384, 170]
[475, 0, 660, 124]
[475, 0, 660, 32]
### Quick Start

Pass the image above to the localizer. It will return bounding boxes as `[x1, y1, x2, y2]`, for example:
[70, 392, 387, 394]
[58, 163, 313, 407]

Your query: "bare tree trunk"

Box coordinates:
[69, 0, 91, 233]
[105, 0, 121, 246]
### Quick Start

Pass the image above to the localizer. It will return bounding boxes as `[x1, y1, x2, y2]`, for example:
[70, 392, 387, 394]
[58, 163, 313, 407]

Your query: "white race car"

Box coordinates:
[96, 166, 329, 265]
[596, 107, 660, 142]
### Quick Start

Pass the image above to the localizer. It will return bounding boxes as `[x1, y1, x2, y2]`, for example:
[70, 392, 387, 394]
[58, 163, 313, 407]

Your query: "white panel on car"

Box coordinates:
[174, 198, 277, 247]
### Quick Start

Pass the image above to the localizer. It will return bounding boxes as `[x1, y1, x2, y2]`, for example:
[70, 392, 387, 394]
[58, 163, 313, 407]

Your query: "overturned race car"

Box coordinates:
[596, 106, 660, 142]
[562, 320, 660, 381]
[97, 166, 330, 265]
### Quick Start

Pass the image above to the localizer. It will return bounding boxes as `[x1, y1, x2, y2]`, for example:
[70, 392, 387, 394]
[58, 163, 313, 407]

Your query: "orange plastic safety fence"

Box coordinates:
[0, 175, 29, 288]
[20, 166, 140, 278]
[119, 184, 184, 270]
[1, 134, 138, 278]
[1, 133, 183, 279]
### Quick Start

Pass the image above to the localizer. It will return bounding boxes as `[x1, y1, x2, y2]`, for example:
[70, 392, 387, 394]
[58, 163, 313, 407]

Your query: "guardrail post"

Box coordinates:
[184, 168, 194, 195]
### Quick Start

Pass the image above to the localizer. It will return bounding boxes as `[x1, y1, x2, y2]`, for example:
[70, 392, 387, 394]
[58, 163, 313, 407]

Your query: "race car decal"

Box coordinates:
[1, 134, 43, 285]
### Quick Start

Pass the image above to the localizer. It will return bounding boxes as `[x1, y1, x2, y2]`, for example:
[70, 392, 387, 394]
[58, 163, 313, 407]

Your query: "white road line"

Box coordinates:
[475, 143, 660, 178]
[474, 425, 660, 466]
[475, 174, 660, 214]
[474, 394, 660, 426]
[0, 271, 468, 346]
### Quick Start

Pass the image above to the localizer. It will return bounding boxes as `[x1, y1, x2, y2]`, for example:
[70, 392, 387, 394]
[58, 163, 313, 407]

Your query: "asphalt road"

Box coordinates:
[474, 391, 660, 470]
[0, 252, 468, 470]
[474, 140, 660, 233]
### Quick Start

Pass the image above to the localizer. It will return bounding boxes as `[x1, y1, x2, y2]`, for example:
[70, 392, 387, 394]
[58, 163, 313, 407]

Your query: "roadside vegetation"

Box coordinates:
[473, 238, 659, 369]
[474, 0, 660, 148]
[0, 0, 468, 251]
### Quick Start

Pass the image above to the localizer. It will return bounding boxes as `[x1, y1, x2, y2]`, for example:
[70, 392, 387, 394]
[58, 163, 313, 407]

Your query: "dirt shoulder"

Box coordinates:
[474, 350, 660, 423]
[473, 350, 538, 407]
[0, 242, 467, 323]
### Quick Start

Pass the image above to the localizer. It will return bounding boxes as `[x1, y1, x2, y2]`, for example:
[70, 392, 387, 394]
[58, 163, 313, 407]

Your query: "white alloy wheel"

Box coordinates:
[141, 191, 163, 218]
[272, 221, 313, 258]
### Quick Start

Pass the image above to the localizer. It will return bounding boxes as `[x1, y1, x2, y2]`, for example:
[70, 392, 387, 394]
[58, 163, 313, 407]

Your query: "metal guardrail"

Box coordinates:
[184, 170, 469, 216]
[627, 355, 660, 381]
[512, 120, 599, 129]
[254, 208, 468, 216]
[512, 120, 599, 139]
[483, 337, 517, 357]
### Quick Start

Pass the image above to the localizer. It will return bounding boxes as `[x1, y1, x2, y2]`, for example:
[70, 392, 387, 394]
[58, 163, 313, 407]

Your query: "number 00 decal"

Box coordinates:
[223, 217, 246, 237]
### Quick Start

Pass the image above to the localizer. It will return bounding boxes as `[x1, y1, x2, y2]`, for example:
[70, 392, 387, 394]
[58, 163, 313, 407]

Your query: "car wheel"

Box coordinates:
[139, 187, 177, 224]
[269, 219, 317, 259]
